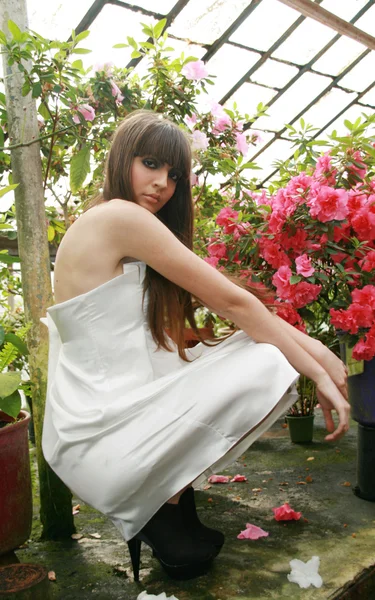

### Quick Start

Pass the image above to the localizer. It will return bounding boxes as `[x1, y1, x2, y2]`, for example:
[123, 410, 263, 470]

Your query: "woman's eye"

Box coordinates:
[143, 159, 157, 169]
[169, 170, 180, 183]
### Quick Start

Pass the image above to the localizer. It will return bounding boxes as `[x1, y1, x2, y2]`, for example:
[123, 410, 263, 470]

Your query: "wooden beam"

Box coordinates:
[276, 0, 375, 51]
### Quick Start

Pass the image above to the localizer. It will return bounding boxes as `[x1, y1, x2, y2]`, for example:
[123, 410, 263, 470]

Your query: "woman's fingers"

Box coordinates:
[316, 386, 350, 442]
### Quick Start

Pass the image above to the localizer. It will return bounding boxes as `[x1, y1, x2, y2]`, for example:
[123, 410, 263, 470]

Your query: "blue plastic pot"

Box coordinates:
[339, 342, 375, 427]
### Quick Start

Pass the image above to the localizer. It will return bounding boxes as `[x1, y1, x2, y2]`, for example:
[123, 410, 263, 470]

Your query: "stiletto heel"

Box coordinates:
[179, 487, 224, 556]
[127, 537, 141, 582]
[127, 502, 215, 581]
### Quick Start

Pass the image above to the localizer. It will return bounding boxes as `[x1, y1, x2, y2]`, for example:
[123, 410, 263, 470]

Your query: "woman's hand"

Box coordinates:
[315, 371, 351, 442]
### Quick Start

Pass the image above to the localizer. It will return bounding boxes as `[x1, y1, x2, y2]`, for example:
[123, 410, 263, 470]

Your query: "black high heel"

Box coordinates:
[179, 487, 224, 556]
[127, 502, 215, 581]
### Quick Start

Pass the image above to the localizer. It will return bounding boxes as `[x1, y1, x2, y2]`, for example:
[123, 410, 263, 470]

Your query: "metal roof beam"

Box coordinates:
[276, 0, 375, 51]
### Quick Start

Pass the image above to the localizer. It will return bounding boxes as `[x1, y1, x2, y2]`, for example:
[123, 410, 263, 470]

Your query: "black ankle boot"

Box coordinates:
[127, 502, 215, 581]
[179, 487, 224, 556]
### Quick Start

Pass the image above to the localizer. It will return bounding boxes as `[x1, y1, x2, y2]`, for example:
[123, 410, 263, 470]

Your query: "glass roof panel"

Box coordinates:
[300, 88, 357, 130]
[327, 104, 375, 136]
[230, 0, 298, 51]
[169, 0, 250, 45]
[255, 72, 332, 131]
[313, 37, 368, 76]
[78, 5, 158, 69]
[250, 138, 294, 176]
[353, 4, 375, 36]
[253, 59, 299, 89]
[360, 86, 375, 106]
[339, 51, 375, 91]
[228, 82, 276, 120]
[273, 17, 337, 63]
[28, 0, 94, 40]
[206, 45, 260, 101]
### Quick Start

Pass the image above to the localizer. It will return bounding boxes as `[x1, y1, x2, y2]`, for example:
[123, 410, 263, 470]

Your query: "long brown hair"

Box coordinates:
[90, 110, 202, 359]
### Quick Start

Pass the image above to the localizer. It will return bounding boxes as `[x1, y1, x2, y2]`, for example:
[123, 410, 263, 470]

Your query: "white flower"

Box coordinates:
[287, 556, 323, 589]
[137, 592, 179, 600]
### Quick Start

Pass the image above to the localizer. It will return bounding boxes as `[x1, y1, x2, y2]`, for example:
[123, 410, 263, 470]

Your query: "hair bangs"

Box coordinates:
[135, 121, 191, 180]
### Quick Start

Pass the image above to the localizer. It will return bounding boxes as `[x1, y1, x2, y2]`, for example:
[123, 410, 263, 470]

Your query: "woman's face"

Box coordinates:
[131, 156, 181, 213]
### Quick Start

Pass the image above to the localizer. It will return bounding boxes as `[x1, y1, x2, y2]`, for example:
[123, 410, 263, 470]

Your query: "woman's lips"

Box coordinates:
[143, 194, 159, 203]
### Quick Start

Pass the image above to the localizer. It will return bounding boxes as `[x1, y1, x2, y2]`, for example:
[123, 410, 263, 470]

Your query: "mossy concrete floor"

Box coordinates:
[11, 413, 375, 599]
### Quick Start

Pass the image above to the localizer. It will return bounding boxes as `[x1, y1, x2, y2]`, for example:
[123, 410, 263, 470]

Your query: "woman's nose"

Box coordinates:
[153, 167, 169, 189]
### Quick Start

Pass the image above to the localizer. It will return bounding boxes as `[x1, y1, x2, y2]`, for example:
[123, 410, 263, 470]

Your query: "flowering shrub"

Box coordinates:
[206, 116, 375, 359]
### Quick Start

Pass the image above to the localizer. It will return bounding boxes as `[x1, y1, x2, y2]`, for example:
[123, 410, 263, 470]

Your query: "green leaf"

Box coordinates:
[72, 48, 91, 54]
[113, 43, 128, 48]
[154, 18, 167, 39]
[0, 183, 18, 199]
[0, 31, 7, 45]
[127, 36, 138, 49]
[21, 81, 31, 97]
[0, 253, 21, 264]
[131, 50, 142, 59]
[0, 371, 21, 399]
[47, 224, 55, 242]
[70, 145, 91, 193]
[290, 275, 302, 285]
[32, 81, 42, 98]
[0, 390, 21, 419]
[38, 103, 50, 120]
[74, 30, 90, 43]
[7, 20, 22, 41]
[344, 119, 353, 131]
[3, 333, 28, 356]
[0, 326, 4, 345]
[71, 59, 83, 70]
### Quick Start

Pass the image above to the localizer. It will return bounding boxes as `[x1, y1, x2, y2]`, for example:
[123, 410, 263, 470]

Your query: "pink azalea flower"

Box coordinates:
[191, 130, 209, 151]
[73, 103, 96, 124]
[295, 254, 315, 277]
[207, 242, 227, 259]
[216, 207, 239, 234]
[287, 281, 322, 309]
[94, 61, 114, 76]
[313, 152, 337, 186]
[273, 503, 302, 521]
[184, 113, 197, 129]
[235, 132, 249, 156]
[275, 302, 306, 332]
[359, 250, 375, 272]
[110, 81, 124, 105]
[352, 330, 375, 361]
[182, 60, 208, 80]
[230, 474, 247, 482]
[190, 172, 199, 186]
[210, 101, 232, 133]
[208, 474, 230, 484]
[352, 285, 375, 309]
[237, 523, 269, 540]
[307, 185, 349, 223]
[204, 256, 219, 268]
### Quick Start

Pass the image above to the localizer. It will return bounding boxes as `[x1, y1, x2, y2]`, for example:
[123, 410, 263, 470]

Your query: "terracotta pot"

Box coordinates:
[286, 414, 314, 443]
[0, 411, 32, 556]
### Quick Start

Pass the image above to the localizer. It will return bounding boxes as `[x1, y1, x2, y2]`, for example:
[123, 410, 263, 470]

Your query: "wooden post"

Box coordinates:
[0, 0, 74, 538]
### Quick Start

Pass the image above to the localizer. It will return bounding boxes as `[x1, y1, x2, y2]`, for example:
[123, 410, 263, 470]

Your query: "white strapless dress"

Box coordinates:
[43, 261, 299, 541]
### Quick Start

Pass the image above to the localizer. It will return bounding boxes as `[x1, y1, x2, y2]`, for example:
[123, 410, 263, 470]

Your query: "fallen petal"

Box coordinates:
[137, 593, 179, 600]
[273, 503, 302, 521]
[48, 571, 56, 581]
[237, 523, 269, 540]
[89, 532, 101, 539]
[71, 533, 83, 540]
[230, 474, 247, 482]
[208, 475, 230, 484]
[287, 556, 323, 589]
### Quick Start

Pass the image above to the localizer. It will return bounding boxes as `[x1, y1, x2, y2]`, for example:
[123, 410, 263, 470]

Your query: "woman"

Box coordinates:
[43, 110, 349, 581]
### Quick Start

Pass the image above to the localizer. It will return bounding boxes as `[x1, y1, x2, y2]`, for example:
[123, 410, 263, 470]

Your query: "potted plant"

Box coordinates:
[0, 321, 32, 556]
[286, 376, 316, 443]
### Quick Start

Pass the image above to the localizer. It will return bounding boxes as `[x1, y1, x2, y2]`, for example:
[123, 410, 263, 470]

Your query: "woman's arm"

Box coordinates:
[100, 201, 350, 440]
[274, 315, 348, 400]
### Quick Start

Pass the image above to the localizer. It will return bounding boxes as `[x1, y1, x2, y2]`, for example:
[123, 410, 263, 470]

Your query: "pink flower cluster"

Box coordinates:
[210, 144, 375, 358]
[330, 286, 375, 360]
